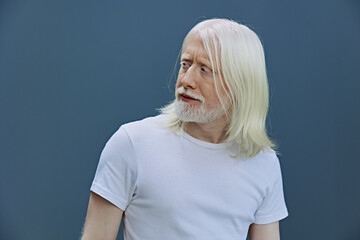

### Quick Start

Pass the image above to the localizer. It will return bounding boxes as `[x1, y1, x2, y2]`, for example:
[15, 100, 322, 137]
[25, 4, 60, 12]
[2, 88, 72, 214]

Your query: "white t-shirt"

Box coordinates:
[91, 115, 288, 240]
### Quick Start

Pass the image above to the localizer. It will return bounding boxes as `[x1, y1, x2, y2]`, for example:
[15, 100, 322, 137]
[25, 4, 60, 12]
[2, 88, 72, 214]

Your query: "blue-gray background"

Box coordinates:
[1, 0, 359, 239]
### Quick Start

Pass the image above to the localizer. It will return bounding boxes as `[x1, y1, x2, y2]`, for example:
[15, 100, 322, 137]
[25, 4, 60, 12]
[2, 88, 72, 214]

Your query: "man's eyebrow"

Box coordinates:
[181, 54, 212, 66]
[180, 54, 191, 61]
[199, 58, 211, 66]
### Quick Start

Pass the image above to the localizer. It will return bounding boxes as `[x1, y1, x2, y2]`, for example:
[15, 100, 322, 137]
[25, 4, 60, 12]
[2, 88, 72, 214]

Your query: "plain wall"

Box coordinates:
[1, 0, 359, 239]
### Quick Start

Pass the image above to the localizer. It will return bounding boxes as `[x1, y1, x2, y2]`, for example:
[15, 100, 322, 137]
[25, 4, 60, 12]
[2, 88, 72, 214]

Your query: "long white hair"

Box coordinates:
[160, 18, 276, 159]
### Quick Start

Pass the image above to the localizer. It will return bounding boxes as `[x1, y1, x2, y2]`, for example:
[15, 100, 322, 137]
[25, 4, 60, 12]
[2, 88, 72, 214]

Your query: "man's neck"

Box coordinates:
[183, 115, 228, 144]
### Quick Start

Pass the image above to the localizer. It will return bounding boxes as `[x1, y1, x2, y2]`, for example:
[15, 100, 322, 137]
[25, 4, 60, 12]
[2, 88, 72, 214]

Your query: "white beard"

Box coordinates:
[175, 99, 225, 123]
[174, 87, 228, 123]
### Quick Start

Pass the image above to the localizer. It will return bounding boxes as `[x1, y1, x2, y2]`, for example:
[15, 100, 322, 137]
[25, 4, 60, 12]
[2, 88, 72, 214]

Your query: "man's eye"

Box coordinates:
[201, 66, 212, 73]
[181, 62, 190, 68]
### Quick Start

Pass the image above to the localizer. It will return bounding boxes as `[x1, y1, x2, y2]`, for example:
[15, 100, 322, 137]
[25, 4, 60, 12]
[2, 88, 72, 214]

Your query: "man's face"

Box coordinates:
[175, 32, 229, 123]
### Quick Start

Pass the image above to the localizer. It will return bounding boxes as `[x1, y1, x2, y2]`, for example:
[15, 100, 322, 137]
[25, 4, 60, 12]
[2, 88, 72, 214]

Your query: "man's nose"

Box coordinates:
[180, 65, 198, 89]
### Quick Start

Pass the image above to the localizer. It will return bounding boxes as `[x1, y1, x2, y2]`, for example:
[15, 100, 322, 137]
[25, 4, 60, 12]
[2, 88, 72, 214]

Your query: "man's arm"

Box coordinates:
[81, 192, 124, 240]
[248, 221, 280, 240]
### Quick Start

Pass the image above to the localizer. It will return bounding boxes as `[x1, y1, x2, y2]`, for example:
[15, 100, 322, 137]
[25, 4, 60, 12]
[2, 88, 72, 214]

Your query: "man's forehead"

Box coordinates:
[181, 34, 218, 65]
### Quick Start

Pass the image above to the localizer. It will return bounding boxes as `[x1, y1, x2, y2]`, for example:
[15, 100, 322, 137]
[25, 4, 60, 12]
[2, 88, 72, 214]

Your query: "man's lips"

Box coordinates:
[179, 93, 201, 102]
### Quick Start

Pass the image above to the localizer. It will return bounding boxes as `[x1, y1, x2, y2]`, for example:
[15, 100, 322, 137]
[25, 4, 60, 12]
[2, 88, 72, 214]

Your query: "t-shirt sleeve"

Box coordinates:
[254, 155, 289, 224]
[90, 126, 138, 211]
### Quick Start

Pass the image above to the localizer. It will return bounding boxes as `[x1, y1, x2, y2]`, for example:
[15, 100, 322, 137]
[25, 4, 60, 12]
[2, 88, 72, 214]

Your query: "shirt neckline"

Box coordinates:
[181, 131, 228, 150]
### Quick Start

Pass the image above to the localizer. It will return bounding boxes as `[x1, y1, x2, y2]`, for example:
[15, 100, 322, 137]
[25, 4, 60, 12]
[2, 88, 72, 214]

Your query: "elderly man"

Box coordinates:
[81, 18, 288, 240]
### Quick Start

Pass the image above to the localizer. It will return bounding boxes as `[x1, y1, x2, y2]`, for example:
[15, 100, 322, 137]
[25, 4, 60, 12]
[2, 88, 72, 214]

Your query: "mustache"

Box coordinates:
[176, 87, 205, 102]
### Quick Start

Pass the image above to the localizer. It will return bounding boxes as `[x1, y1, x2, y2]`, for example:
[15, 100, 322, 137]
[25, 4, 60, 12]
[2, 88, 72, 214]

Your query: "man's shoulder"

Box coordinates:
[249, 148, 279, 170]
[120, 114, 172, 140]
